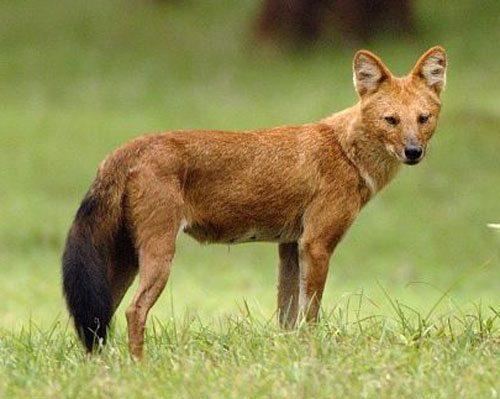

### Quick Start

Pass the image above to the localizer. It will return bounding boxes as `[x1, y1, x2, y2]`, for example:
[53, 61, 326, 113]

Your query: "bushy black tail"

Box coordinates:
[62, 157, 129, 352]
[62, 191, 114, 351]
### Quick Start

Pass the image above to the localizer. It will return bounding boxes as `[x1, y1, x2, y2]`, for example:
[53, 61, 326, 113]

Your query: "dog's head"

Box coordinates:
[353, 46, 447, 165]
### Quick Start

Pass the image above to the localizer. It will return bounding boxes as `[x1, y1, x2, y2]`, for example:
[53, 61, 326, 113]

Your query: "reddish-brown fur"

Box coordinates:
[62, 47, 447, 359]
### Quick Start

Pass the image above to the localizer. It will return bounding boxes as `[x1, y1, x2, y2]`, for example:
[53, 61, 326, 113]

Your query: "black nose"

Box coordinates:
[404, 146, 423, 161]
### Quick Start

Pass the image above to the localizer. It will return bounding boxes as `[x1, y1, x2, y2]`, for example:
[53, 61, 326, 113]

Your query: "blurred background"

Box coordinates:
[0, 0, 499, 330]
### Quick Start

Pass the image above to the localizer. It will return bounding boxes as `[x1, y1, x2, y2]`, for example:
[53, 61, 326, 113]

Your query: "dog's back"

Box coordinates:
[132, 124, 355, 244]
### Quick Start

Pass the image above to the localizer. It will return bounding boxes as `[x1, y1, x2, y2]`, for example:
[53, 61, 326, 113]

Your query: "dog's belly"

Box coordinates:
[183, 220, 301, 244]
[180, 164, 310, 244]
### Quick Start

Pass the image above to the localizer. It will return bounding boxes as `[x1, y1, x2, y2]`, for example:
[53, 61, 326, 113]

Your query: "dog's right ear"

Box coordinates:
[411, 46, 447, 95]
[353, 50, 392, 96]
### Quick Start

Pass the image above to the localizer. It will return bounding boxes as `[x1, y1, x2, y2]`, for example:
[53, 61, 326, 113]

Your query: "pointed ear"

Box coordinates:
[411, 46, 447, 95]
[353, 50, 392, 96]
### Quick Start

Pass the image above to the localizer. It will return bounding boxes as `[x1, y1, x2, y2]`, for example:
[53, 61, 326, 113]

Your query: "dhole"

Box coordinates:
[62, 47, 447, 359]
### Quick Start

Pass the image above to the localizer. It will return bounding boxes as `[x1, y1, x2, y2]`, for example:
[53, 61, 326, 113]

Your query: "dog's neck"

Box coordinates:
[322, 105, 401, 197]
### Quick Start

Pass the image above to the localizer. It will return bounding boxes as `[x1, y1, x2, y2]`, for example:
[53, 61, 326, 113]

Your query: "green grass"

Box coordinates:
[1, 298, 498, 398]
[0, 304, 499, 398]
[0, 0, 499, 397]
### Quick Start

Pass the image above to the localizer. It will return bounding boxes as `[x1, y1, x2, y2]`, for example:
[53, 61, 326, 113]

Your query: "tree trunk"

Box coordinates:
[255, 0, 414, 45]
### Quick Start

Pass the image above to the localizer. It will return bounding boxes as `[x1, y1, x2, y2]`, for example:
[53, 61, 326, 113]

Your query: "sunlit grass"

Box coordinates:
[1, 293, 498, 398]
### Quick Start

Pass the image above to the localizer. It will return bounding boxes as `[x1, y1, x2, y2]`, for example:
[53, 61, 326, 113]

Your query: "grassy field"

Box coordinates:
[0, 0, 499, 397]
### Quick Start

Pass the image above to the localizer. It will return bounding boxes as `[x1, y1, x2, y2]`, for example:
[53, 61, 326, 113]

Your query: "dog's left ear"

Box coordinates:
[353, 50, 392, 96]
[411, 46, 447, 95]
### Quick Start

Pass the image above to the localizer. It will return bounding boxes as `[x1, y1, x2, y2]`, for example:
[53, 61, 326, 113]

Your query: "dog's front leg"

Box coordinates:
[297, 202, 358, 323]
[297, 238, 335, 323]
[277, 242, 300, 329]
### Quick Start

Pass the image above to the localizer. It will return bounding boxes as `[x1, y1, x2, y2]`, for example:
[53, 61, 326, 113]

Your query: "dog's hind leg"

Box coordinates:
[277, 242, 300, 329]
[125, 234, 176, 360]
[124, 171, 183, 360]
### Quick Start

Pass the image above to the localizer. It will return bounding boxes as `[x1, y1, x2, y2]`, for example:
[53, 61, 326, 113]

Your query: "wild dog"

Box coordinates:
[62, 47, 447, 359]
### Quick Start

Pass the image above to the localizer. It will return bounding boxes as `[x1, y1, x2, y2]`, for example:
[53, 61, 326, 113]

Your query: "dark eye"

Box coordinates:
[384, 116, 399, 126]
[418, 114, 430, 124]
